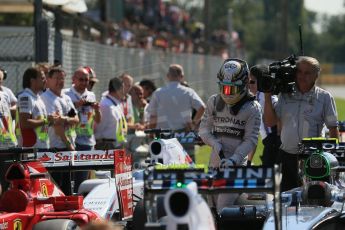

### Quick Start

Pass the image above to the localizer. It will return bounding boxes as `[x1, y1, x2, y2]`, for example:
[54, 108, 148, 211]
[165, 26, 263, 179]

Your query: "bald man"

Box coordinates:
[64, 67, 101, 193]
[64, 67, 101, 150]
[119, 73, 145, 131]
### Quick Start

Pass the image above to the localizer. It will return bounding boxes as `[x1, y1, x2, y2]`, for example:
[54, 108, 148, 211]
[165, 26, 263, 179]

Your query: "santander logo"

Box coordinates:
[37, 151, 114, 162]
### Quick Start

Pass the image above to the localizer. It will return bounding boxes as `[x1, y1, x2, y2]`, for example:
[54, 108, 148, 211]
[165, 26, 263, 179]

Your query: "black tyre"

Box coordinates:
[33, 219, 80, 230]
[132, 199, 146, 230]
[132, 196, 166, 230]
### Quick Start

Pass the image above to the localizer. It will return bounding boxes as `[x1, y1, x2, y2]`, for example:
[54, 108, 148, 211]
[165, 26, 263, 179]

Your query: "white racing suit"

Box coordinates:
[199, 94, 261, 211]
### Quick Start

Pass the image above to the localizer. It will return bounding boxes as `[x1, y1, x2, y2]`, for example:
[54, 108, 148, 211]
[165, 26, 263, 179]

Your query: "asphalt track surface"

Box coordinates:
[322, 85, 345, 99]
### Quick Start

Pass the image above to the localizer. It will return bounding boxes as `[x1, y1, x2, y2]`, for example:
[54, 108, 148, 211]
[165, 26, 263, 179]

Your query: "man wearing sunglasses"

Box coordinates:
[64, 67, 101, 193]
[199, 58, 261, 212]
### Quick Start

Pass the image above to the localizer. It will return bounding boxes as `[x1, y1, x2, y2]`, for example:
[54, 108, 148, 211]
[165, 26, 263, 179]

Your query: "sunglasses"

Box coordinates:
[77, 78, 89, 82]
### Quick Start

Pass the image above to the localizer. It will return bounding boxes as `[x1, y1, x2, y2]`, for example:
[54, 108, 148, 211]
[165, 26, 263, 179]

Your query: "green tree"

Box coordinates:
[317, 14, 345, 62]
[195, 0, 323, 63]
[0, 13, 33, 26]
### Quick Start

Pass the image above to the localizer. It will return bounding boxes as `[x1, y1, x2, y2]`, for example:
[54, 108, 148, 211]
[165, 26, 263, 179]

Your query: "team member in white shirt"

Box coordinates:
[0, 88, 17, 190]
[17, 67, 56, 149]
[95, 77, 127, 149]
[41, 67, 79, 194]
[0, 90, 16, 148]
[119, 73, 134, 122]
[147, 64, 205, 131]
[64, 67, 101, 193]
[0, 68, 17, 117]
[41, 67, 79, 151]
[64, 67, 101, 150]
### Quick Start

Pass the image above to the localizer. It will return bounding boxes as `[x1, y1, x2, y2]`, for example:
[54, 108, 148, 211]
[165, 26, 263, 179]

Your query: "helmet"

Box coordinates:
[217, 58, 249, 105]
[83, 66, 98, 82]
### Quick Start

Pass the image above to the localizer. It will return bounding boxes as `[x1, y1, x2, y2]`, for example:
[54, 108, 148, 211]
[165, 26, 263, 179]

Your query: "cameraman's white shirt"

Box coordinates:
[275, 86, 338, 154]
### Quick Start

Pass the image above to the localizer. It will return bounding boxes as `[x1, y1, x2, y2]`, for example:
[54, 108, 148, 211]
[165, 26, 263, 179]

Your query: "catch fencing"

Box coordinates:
[0, 26, 222, 102]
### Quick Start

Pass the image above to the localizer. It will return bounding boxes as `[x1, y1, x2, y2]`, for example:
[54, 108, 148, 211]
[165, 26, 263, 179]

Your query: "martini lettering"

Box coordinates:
[174, 132, 197, 143]
[152, 167, 272, 180]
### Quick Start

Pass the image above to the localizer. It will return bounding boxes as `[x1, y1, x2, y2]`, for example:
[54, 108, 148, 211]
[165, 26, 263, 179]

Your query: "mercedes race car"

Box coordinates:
[79, 129, 195, 223]
[135, 165, 282, 230]
[263, 139, 345, 229]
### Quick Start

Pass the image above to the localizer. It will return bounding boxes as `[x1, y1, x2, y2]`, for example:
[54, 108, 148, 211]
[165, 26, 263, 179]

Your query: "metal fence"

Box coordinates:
[61, 34, 222, 101]
[0, 26, 223, 102]
[0, 27, 35, 94]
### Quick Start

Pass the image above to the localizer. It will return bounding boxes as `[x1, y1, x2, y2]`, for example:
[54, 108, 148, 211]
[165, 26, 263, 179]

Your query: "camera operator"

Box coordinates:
[249, 65, 281, 166]
[264, 56, 339, 191]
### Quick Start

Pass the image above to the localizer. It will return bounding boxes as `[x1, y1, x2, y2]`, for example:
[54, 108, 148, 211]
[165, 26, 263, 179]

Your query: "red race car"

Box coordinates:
[0, 148, 120, 230]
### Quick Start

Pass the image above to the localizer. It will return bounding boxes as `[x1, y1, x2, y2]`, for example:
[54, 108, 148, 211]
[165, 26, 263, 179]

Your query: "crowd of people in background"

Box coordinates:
[101, 1, 243, 57]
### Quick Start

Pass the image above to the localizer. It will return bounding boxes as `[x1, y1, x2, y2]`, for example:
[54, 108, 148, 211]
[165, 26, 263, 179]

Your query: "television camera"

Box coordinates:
[252, 55, 297, 95]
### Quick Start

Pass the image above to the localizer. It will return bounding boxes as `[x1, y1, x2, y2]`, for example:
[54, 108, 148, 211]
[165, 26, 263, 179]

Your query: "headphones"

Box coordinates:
[0, 68, 7, 80]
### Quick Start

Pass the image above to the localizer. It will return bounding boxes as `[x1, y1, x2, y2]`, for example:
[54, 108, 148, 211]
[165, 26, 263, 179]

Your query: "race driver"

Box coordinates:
[199, 58, 261, 211]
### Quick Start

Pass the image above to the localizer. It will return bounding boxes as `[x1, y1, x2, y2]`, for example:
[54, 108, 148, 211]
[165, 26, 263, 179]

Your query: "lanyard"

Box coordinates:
[106, 95, 118, 106]
[121, 99, 128, 116]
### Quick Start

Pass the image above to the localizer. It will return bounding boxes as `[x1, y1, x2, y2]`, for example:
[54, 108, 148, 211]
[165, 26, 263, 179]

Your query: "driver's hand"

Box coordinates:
[220, 159, 235, 169]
